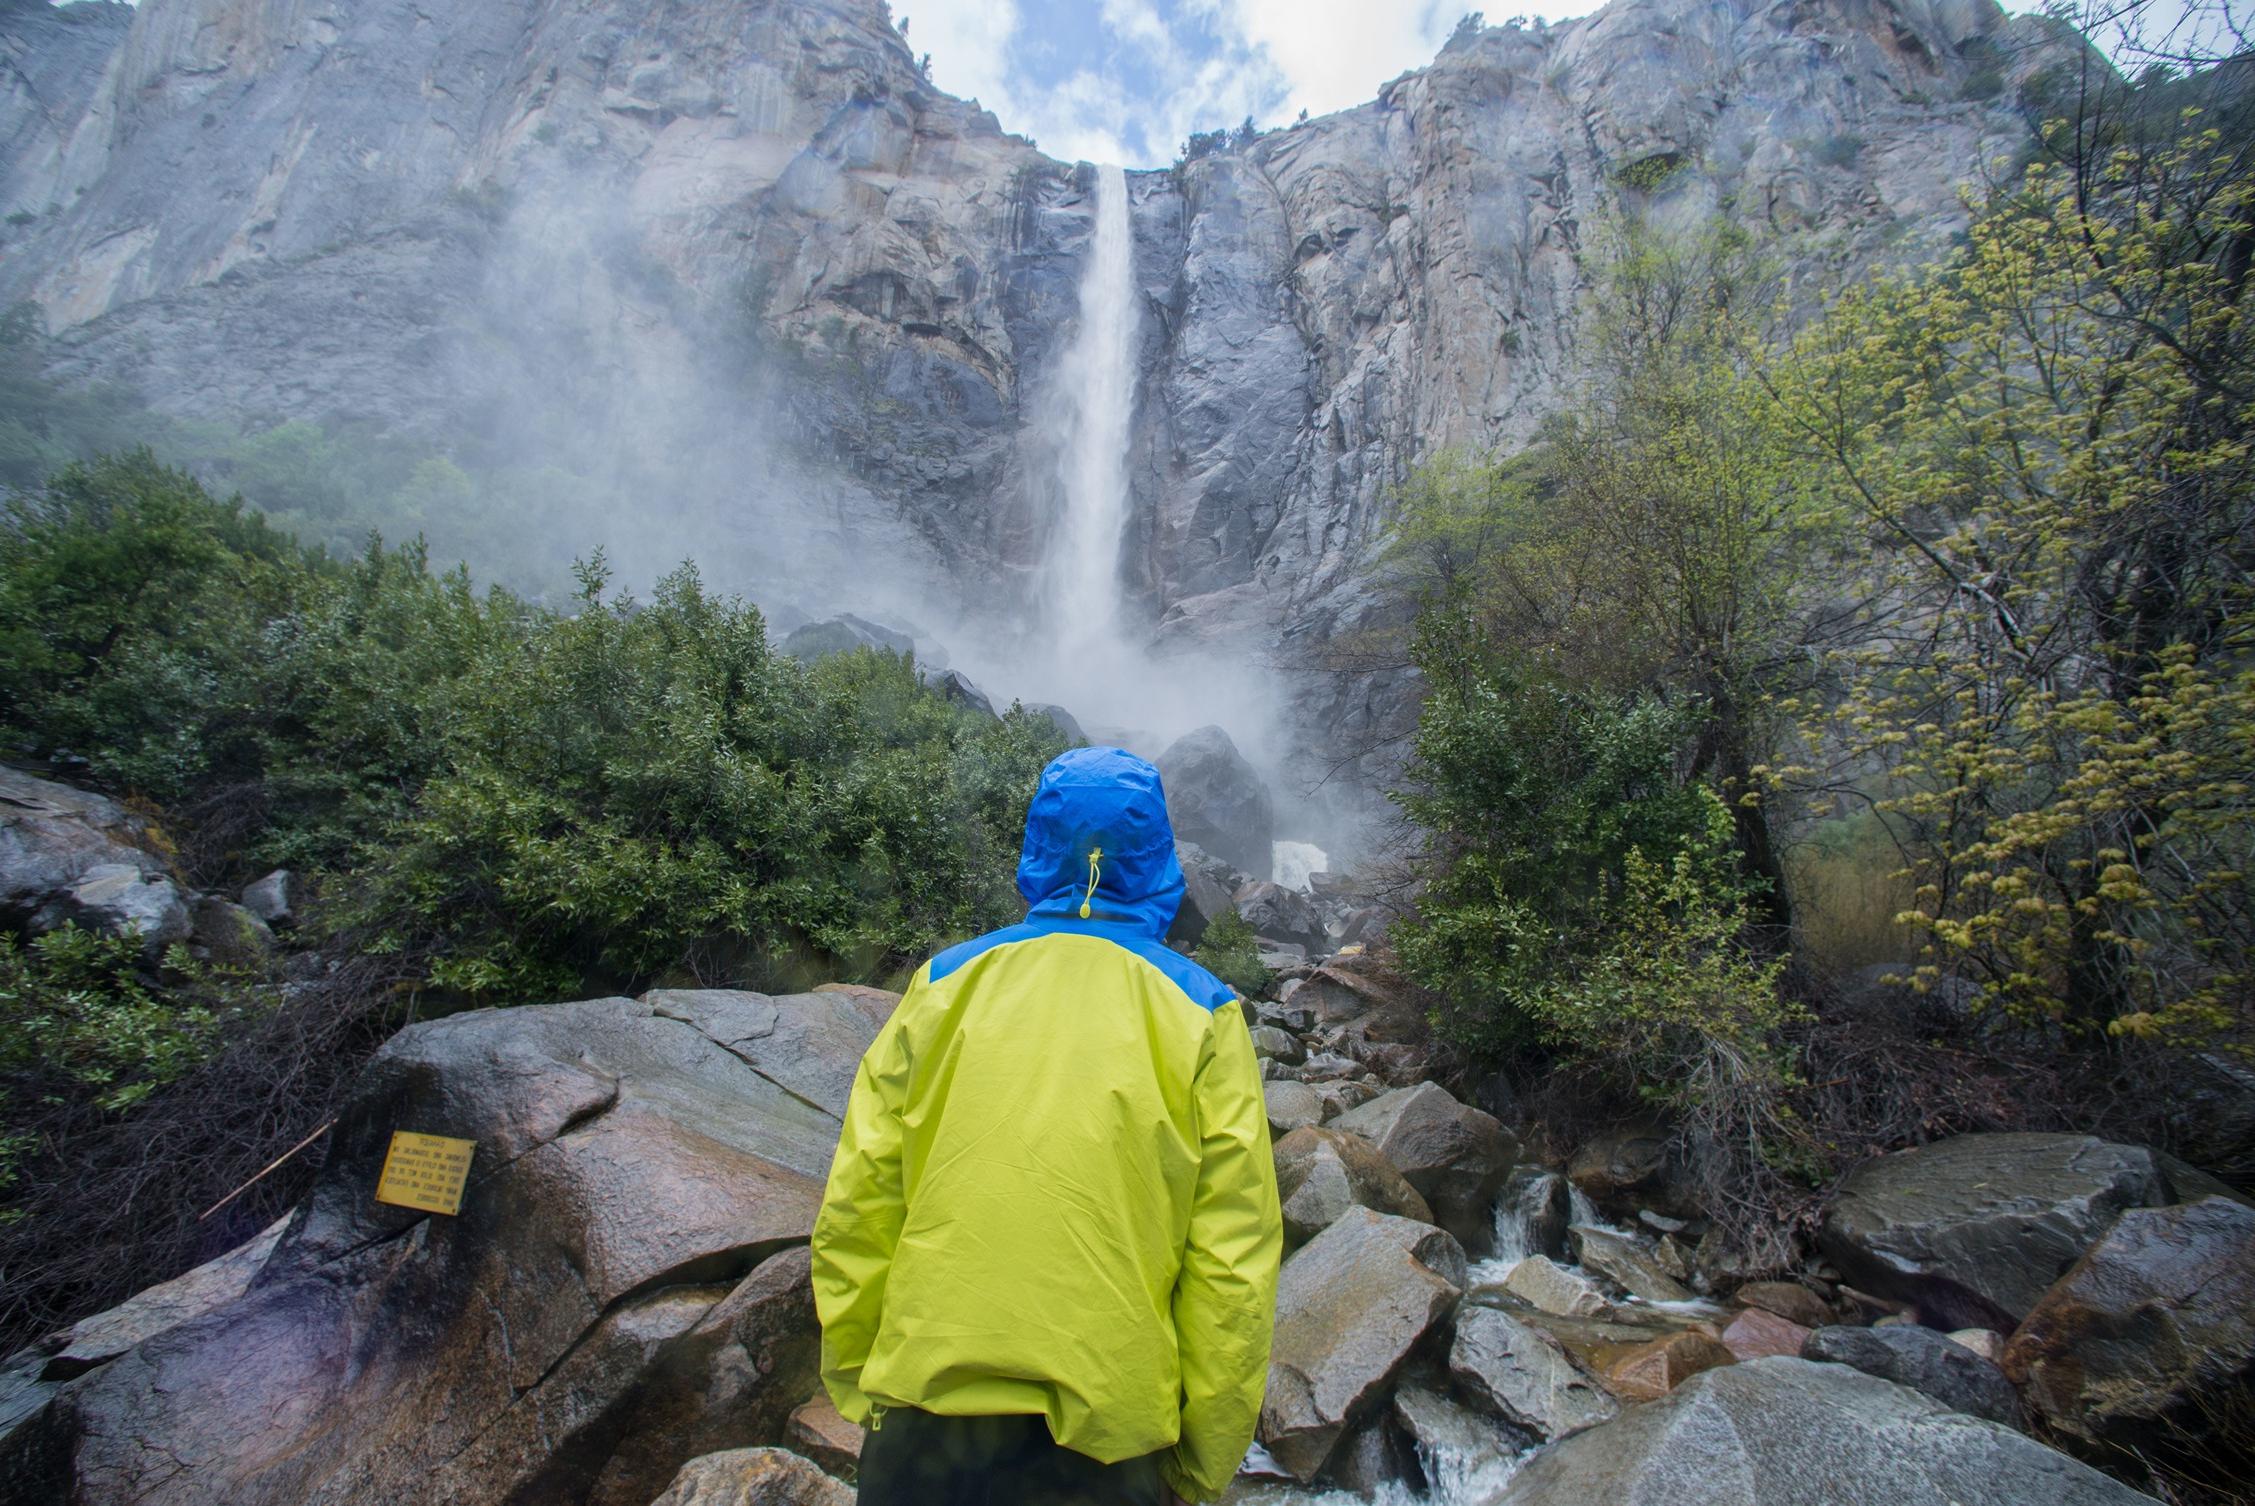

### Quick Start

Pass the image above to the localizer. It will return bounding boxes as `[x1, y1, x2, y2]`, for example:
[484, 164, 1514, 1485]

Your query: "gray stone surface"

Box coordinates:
[1250, 1024, 1305, 1064]
[781, 615, 914, 662]
[1450, 1303, 1619, 1441]
[1490, 1357, 2161, 1506]
[646, 1448, 852, 1506]
[1156, 726, 1274, 877]
[1331, 1082, 1516, 1256]
[1264, 1079, 1328, 1137]
[0, 765, 190, 953]
[1391, 1383, 1523, 1475]
[1496, 1169, 1570, 1262]
[1235, 880, 1323, 952]
[1168, 841, 1243, 948]
[1259, 1207, 1466, 1481]
[1822, 1133, 2176, 1329]
[1273, 1126, 1433, 1246]
[1801, 1324, 2024, 1428]
[1570, 1224, 1695, 1304]
[1502, 1256, 1611, 1319]
[239, 869, 295, 925]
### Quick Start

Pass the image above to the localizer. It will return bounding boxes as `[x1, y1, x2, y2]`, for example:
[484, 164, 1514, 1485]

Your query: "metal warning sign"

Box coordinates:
[374, 1131, 476, 1215]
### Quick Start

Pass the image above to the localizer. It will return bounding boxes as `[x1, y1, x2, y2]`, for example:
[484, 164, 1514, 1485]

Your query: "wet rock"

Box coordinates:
[239, 869, 296, 926]
[1167, 841, 1242, 948]
[1155, 726, 1273, 877]
[1719, 1307, 1812, 1363]
[780, 614, 914, 662]
[2005, 1195, 2255, 1453]
[1259, 1208, 1466, 1481]
[647, 1447, 853, 1506]
[36, 1217, 288, 1382]
[1803, 1324, 2024, 1428]
[1450, 1304, 1619, 1440]
[1734, 1280, 1834, 1330]
[1503, 1255, 1611, 1319]
[926, 669, 997, 719]
[1496, 1168, 1571, 1262]
[1311, 1079, 1383, 1120]
[1274, 1127, 1434, 1246]
[783, 1395, 862, 1481]
[1489, 1357, 2161, 1506]
[1249, 1025, 1305, 1064]
[1265, 1080, 1329, 1136]
[1023, 703, 1086, 745]
[1570, 1224, 1695, 1304]
[1822, 1133, 2175, 1329]
[1606, 1330, 1735, 1402]
[1235, 881, 1323, 952]
[1330, 1083, 1516, 1256]
[0, 989, 884, 1505]
[1391, 1382, 1524, 1475]
[1322, 1413, 1414, 1496]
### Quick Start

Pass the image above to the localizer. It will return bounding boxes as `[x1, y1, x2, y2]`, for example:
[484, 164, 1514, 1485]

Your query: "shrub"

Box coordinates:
[1194, 908, 1274, 1001]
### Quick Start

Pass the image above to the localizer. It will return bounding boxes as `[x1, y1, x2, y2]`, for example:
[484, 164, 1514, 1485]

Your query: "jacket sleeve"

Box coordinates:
[809, 998, 914, 1424]
[1164, 1001, 1283, 1503]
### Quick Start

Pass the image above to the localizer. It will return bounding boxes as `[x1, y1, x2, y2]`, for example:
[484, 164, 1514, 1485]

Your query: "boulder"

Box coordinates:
[1503, 1255, 1611, 1319]
[646, 1448, 853, 1506]
[779, 614, 914, 662]
[1494, 1168, 1571, 1263]
[1249, 1024, 1305, 1065]
[1606, 1330, 1736, 1402]
[37, 1217, 289, 1382]
[1330, 1083, 1516, 1256]
[189, 896, 274, 967]
[1567, 1125, 1679, 1213]
[1450, 1303, 1619, 1440]
[783, 1395, 862, 1480]
[1803, 1324, 2025, 1428]
[34, 861, 195, 952]
[1264, 1080, 1329, 1136]
[1272, 1127, 1433, 1247]
[1023, 703, 1086, 745]
[1235, 881, 1323, 952]
[1154, 725, 1273, 877]
[1949, 1329, 2007, 1365]
[1259, 1208, 1466, 1481]
[1165, 841, 1240, 948]
[925, 669, 998, 719]
[1720, 1307, 1812, 1362]
[239, 869, 296, 926]
[1489, 1357, 2163, 1506]
[0, 988, 894, 1506]
[1734, 1280, 1834, 1330]
[1822, 1134, 2176, 1330]
[1570, 1224, 1695, 1304]
[1390, 1383, 1524, 1477]
[2005, 1195, 2255, 1452]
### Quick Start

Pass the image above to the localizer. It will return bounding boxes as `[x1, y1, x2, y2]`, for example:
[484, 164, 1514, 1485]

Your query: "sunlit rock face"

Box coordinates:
[0, 0, 2058, 802]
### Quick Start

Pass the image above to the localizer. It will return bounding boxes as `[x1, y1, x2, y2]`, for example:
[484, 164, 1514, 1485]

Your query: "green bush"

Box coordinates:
[1194, 908, 1274, 1001]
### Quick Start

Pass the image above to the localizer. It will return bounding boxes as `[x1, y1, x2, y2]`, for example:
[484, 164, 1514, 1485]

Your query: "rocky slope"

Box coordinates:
[1, 0, 2070, 811]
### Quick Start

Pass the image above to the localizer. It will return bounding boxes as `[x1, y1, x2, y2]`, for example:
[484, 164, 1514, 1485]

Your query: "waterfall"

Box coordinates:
[1045, 163, 1137, 657]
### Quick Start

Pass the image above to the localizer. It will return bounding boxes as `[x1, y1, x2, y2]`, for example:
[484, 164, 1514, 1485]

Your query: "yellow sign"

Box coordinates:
[375, 1131, 477, 1215]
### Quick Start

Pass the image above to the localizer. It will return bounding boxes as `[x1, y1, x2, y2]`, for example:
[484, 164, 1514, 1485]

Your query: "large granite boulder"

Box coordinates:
[1272, 1126, 1433, 1247]
[1330, 1083, 1516, 1256]
[1566, 1123, 1682, 1215]
[1449, 1303, 1618, 1441]
[2005, 1195, 2255, 1453]
[646, 1447, 852, 1506]
[1821, 1134, 2180, 1330]
[1802, 1324, 2024, 1428]
[0, 986, 897, 1506]
[1489, 1357, 2162, 1506]
[778, 614, 914, 662]
[1165, 841, 1243, 948]
[0, 765, 192, 955]
[1155, 726, 1273, 878]
[1259, 1208, 1466, 1481]
[1235, 880, 1324, 952]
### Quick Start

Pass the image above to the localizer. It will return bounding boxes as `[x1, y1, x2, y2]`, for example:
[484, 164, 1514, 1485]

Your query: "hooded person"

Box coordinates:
[811, 746, 1282, 1506]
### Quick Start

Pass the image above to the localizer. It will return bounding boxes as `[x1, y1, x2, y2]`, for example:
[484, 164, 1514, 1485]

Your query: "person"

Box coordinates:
[811, 745, 1282, 1506]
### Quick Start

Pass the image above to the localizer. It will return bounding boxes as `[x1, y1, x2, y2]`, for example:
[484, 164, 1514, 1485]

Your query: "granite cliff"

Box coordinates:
[0, 0, 2066, 825]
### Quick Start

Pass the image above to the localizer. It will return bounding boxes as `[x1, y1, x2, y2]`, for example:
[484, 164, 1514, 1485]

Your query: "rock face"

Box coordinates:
[1802, 1324, 2024, 1428]
[1273, 1126, 1434, 1246]
[646, 1448, 853, 1506]
[1260, 1207, 1466, 1481]
[2005, 1195, 2255, 1452]
[0, 987, 895, 1506]
[0, 0, 2060, 807]
[1155, 726, 1274, 877]
[1822, 1134, 2178, 1330]
[0, 764, 192, 954]
[1331, 1082, 1516, 1256]
[1491, 1357, 2162, 1506]
[1449, 1303, 1618, 1441]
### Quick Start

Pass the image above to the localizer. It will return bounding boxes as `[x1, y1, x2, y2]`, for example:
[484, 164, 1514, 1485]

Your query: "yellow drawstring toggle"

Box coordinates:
[1080, 847, 1103, 919]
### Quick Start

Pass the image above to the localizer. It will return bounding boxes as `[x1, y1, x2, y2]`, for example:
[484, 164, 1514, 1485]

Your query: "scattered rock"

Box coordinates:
[1734, 1280, 1833, 1330]
[1249, 1024, 1305, 1064]
[1265, 1080, 1329, 1136]
[1235, 880, 1323, 952]
[1391, 1382, 1524, 1475]
[1450, 1303, 1619, 1440]
[1154, 725, 1273, 877]
[1489, 1357, 2162, 1506]
[1259, 1208, 1466, 1481]
[2005, 1195, 2255, 1453]
[1323, 1414, 1414, 1497]
[1330, 1083, 1516, 1256]
[1719, 1307, 1812, 1363]
[1570, 1225, 1695, 1304]
[239, 868, 296, 926]
[1822, 1133, 2176, 1329]
[1503, 1256, 1611, 1319]
[1496, 1168, 1571, 1263]
[1273, 1127, 1434, 1246]
[1803, 1324, 2025, 1428]
[783, 1395, 861, 1480]
[647, 1448, 853, 1506]
[1606, 1330, 1736, 1402]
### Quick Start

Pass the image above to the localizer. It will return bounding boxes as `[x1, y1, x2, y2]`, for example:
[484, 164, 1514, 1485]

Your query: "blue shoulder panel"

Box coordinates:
[926, 919, 1237, 1013]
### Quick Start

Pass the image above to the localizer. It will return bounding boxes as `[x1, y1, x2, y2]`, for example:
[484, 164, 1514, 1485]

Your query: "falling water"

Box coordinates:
[1045, 164, 1138, 660]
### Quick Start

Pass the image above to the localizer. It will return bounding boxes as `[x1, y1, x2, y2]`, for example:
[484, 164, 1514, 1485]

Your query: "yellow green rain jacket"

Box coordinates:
[811, 745, 1282, 1503]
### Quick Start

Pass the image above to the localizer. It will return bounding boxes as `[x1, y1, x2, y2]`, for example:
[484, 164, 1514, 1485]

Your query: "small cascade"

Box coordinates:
[1272, 840, 1328, 892]
[1464, 1191, 1535, 1289]
[1567, 1183, 1601, 1230]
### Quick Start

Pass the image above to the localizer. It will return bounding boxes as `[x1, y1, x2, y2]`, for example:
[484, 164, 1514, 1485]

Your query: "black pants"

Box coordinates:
[855, 1408, 1167, 1506]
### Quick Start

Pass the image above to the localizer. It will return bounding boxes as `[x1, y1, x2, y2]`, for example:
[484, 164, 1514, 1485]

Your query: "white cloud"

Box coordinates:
[1203, 0, 1460, 121]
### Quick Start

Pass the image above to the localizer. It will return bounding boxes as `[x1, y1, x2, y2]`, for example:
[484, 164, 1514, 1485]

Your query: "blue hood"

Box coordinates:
[1016, 746, 1185, 939]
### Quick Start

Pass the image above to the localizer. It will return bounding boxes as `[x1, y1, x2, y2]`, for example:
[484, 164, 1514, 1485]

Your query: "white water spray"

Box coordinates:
[1045, 164, 1138, 659]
